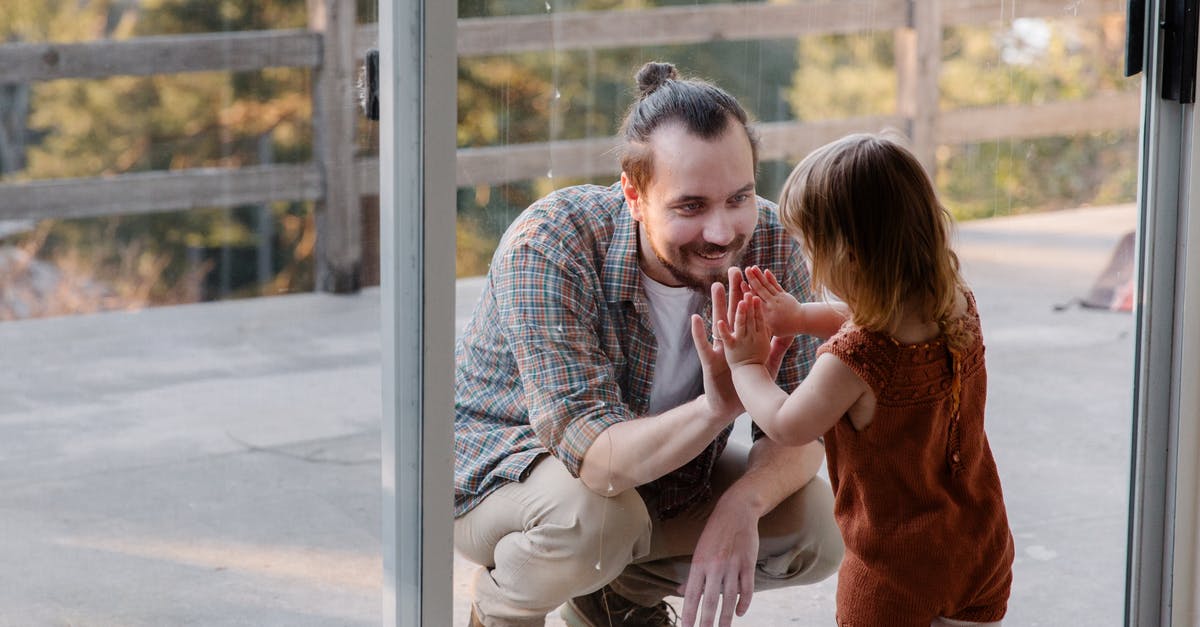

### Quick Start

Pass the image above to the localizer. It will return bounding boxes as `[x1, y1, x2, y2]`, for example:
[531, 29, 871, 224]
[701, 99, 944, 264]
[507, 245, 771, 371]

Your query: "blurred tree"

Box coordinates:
[1, 0, 318, 312]
[784, 14, 1137, 221]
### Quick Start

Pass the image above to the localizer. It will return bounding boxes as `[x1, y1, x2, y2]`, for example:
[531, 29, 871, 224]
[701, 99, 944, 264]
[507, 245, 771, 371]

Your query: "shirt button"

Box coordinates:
[952, 453, 961, 463]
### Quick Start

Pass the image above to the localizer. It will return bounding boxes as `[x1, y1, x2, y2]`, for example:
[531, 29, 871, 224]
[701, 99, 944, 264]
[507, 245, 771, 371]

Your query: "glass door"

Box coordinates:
[377, 0, 1196, 624]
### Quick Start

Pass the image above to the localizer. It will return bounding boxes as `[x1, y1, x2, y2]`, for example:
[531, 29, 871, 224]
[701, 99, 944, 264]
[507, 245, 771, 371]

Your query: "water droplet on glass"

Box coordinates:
[546, 169, 554, 179]
[545, 1, 552, 11]
[594, 561, 602, 570]
[554, 89, 561, 100]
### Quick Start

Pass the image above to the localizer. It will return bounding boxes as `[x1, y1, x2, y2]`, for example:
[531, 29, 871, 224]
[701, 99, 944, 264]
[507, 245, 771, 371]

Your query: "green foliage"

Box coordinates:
[3, 2, 1143, 293]
[789, 32, 896, 120]
[3, 0, 318, 308]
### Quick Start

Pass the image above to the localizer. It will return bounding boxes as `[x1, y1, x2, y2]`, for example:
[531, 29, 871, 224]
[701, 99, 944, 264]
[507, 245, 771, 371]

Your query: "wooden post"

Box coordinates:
[0, 83, 31, 175]
[894, 0, 941, 177]
[309, 0, 361, 293]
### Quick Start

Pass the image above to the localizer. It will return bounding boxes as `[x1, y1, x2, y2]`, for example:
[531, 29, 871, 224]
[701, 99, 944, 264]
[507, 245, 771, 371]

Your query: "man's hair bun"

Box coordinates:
[635, 62, 678, 98]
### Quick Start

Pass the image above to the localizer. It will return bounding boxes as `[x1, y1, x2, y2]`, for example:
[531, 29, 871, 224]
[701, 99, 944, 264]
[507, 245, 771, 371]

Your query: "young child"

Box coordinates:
[714, 133, 1014, 626]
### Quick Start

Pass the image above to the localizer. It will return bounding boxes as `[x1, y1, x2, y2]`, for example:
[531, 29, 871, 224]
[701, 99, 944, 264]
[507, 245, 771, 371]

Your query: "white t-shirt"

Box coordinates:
[641, 271, 705, 416]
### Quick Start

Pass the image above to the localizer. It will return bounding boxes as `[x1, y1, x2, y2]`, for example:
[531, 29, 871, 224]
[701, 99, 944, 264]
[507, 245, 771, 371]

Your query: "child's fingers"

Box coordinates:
[744, 266, 769, 297]
[763, 268, 784, 293]
[733, 299, 749, 335]
[751, 297, 766, 335]
[753, 265, 783, 296]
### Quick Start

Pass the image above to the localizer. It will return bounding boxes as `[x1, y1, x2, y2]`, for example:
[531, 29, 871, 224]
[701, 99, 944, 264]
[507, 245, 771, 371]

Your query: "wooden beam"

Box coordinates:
[309, 0, 362, 293]
[454, 1, 908, 57]
[447, 0, 1122, 58]
[456, 136, 621, 187]
[448, 115, 908, 187]
[896, 0, 943, 173]
[446, 92, 1137, 188]
[0, 164, 322, 221]
[938, 92, 1141, 144]
[943, 0, 1125, 26]
[0, 3, 1128, 84]
[0, 95, 1140, 222]
[0, 30, 322, 83]
[757, 116, 910, 163]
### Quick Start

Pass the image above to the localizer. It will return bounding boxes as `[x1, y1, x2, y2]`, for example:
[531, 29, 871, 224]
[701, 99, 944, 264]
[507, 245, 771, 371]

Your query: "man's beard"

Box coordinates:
[645, 232, 748, 291]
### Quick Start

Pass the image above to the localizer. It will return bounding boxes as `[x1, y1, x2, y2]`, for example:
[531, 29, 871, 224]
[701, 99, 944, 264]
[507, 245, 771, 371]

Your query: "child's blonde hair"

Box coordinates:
[779, 132, 968, 347]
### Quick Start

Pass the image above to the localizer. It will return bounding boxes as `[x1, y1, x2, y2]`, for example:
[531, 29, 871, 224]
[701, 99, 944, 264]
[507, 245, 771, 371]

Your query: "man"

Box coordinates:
[454, 62, 842, 627]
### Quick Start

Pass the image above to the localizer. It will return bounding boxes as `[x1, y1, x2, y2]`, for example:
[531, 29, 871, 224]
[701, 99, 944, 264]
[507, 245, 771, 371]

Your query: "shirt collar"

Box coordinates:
[601, 198, 644, 304]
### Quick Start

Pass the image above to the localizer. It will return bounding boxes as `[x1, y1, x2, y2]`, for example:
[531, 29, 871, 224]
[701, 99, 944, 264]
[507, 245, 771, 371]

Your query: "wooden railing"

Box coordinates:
[0, 0, 1135, 291]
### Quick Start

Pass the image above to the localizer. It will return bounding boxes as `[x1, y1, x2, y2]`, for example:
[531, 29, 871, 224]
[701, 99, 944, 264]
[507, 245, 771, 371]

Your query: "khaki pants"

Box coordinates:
[455, 441, 843, 626]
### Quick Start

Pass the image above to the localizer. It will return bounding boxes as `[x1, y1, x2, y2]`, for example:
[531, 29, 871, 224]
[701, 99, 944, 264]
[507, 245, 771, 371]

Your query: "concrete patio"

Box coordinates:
[0, 204, 1136, 626]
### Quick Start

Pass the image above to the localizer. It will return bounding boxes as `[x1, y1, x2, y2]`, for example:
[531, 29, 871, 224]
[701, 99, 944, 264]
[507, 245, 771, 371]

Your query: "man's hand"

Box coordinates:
[690, 312, 743, 423]
[692, 268, 791, 423]
[679, 496, 760, 627]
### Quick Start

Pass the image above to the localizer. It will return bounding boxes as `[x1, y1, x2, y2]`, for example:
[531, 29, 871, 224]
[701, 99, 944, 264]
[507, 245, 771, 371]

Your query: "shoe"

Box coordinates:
[560, 585, 677, 626]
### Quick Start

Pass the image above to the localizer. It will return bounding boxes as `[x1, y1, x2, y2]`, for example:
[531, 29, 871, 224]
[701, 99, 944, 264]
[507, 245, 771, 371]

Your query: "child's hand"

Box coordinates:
[744, 266, 805, 337]
[716, 293, 772, 369]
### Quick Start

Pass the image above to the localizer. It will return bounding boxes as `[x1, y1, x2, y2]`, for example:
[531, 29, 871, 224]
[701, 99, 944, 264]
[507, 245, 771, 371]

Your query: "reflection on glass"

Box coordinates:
[454, 2, 1135, 625]
[0, 0, 382, 624]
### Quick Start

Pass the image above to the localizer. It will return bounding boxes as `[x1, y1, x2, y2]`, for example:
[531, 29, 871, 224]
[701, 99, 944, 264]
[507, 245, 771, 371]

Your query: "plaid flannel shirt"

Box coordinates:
[454, 183, 817, 518]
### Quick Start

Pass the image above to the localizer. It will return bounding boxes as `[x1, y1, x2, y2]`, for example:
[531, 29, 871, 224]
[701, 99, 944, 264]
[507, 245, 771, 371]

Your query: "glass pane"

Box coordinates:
[1, 0, 381, 623]
[453, 2, 1134, 626]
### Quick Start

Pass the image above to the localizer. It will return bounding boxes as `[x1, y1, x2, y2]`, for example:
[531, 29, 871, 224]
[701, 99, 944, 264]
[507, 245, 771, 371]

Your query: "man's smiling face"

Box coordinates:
[622, 119, 759, 290]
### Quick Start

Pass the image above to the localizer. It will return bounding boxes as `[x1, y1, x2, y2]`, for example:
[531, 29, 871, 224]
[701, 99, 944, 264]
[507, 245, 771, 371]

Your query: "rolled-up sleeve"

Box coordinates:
[492, 239, 632, 477]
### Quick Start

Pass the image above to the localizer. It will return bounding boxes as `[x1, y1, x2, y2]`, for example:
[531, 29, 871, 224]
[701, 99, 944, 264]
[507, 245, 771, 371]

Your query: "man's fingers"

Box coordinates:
[700, 575, 721, 627]
[712, 281, 729, 328]
[691, 314, 716, 363]
[681, 573, 704, 627]
[720, 575, 739, 627]
[736, 562, 755, 616]
[726, 267, 742, 324]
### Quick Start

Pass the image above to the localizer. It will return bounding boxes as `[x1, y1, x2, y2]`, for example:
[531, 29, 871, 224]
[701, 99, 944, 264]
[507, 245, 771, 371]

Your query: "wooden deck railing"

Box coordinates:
[0, 0, 1135, 291]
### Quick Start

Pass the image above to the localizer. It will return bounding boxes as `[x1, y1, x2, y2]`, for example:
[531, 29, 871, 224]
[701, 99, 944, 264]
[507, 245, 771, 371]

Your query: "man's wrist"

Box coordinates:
[695, 393, 741, 426]
[716, 481, 770, 519]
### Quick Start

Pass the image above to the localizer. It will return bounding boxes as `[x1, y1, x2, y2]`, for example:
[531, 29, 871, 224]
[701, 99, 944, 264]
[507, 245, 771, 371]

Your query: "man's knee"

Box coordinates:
[458, 458, 654, 592]
[758, 476, 843, 585]
[548, 483, 654, 571]
[487, 482, 653, 610]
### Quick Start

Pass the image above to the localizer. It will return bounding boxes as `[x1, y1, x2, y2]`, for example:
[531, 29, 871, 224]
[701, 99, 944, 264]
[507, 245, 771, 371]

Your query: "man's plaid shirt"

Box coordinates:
[454, 183, 817, 519]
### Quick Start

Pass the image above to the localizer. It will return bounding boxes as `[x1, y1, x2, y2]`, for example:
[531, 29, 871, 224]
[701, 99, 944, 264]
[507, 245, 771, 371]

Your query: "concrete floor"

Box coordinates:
[0, 205, 1135, 626]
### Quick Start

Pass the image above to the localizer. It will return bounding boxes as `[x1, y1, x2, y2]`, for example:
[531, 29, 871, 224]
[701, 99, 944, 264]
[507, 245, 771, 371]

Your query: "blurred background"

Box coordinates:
[0, 0, 1136, 318]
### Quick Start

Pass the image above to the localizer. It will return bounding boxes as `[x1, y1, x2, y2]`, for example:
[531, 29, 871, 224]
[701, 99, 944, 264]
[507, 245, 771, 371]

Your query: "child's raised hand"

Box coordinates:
[716, 292, 772, 369]
[744, 266, 804, 337]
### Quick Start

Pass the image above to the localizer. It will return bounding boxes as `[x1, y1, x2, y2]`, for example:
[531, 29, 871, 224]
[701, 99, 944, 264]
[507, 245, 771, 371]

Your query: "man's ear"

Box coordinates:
[620, 171, 644, 222]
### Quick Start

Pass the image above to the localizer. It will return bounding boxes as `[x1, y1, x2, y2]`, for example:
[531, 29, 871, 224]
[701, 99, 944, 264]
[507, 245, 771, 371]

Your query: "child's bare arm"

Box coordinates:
[733, 353, 867, 446]
[744, 266, 850, 339]
[796, 302, 851, 340]
[720, 296, 868, 446]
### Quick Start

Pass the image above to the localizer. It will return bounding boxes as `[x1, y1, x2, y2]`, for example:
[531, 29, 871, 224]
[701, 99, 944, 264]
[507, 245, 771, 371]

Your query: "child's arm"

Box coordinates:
[719, 295, 868, 446]
[744, 266, 849, 340]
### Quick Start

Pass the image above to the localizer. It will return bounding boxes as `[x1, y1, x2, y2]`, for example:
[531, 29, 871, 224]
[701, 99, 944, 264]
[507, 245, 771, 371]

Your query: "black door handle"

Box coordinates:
[1126, 0, 1146, 77]
[1161, 0, 1199, 103]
